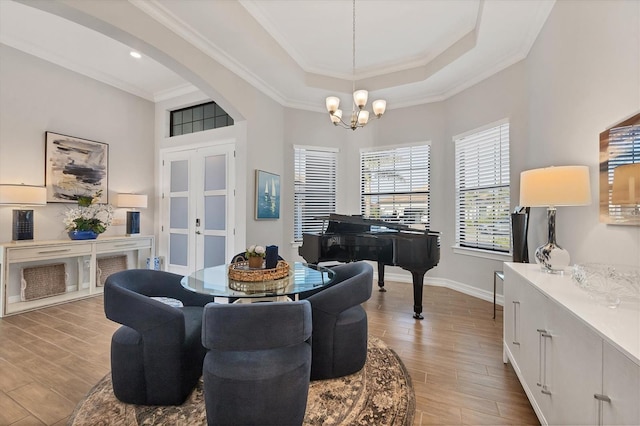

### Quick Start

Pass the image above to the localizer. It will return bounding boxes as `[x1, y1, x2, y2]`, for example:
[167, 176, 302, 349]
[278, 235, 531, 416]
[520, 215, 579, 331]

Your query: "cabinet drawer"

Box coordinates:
[7, 243, 92, 262]
[96, 238, 152, 253]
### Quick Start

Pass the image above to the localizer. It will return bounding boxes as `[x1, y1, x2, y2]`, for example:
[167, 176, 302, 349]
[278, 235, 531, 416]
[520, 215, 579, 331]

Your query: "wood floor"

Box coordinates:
[0, 280, 539, 425]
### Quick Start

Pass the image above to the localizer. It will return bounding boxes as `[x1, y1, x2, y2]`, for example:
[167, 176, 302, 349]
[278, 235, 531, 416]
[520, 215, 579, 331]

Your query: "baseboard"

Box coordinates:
[375, 271, 504, 307]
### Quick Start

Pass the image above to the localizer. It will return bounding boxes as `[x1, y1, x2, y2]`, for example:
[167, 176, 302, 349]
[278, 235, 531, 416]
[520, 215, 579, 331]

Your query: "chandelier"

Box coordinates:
[325, 0, 386, 130]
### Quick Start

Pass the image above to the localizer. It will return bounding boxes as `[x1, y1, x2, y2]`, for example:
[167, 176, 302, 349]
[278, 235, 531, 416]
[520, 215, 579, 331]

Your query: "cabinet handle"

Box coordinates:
[594, 393, 611, 425]
[37, 249, 71, 254]
[512, 301, 520, 345]
[536, 329, 553, 395]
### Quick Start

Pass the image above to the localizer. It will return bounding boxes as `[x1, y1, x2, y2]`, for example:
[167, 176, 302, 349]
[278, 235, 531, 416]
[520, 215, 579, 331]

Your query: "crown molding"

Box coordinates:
[130, 0, 289, 107]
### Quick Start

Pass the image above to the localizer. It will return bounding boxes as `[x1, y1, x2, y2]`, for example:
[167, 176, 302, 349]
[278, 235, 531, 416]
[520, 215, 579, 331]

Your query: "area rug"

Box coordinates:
[68, 336, 414, 426]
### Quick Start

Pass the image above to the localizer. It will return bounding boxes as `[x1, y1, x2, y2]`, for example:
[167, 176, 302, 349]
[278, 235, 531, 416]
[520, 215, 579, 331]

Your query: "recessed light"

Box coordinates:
[130, 51, 142, 59]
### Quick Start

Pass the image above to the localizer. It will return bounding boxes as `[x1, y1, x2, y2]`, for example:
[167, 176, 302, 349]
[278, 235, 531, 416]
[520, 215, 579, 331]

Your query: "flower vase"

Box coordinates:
[248, 256, 263, 269]
[68, 230, 98, 240]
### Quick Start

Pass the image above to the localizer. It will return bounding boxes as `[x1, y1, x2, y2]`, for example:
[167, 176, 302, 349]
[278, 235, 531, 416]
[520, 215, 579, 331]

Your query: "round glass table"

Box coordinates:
[181, 262, 335, 301]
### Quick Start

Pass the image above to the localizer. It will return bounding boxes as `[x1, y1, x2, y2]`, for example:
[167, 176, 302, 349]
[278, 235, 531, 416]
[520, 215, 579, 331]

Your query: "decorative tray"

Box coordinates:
[228, 260, 290, 282]
[571, 263, 640, 308]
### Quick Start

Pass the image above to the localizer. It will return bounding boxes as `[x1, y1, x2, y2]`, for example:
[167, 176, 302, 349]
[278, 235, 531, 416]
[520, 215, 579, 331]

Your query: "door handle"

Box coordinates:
[594, 394, 611, 425]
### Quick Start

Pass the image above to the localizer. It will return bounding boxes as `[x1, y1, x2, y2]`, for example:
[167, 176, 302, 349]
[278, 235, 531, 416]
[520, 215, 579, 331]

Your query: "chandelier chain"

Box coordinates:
[324, 0, 386, 130]
[352, 0, 356, 95]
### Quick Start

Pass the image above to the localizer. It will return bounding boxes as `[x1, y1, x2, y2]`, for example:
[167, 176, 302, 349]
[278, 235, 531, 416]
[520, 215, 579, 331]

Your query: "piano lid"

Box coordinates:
[316, 213, 437, 234]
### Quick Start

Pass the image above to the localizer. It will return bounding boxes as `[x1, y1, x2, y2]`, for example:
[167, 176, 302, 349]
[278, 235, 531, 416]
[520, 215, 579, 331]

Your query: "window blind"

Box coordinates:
[607, 123, 640, 219]
[455, 122, 510, 252]
[294, 146, 337, 242]
[360, 144, 431, 228]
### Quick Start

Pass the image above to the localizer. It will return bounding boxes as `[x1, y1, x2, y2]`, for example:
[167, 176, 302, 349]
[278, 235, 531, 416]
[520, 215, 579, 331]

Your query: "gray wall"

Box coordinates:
[0, 45, 155, 242]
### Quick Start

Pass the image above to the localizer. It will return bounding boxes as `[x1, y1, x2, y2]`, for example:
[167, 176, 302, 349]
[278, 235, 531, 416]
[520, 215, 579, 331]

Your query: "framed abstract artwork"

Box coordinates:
[45, 132, 109, 203]
[255, 169, 280, 219]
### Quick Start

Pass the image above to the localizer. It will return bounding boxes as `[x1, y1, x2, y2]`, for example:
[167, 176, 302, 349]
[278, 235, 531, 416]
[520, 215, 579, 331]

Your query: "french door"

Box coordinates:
[161, 144, 235, 275]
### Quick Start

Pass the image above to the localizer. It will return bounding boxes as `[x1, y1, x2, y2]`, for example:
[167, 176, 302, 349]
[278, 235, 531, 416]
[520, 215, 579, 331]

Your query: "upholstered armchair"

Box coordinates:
[304, 261, 373, 380]
[201, 301, 312, 425]
[103, 269, 213, 405]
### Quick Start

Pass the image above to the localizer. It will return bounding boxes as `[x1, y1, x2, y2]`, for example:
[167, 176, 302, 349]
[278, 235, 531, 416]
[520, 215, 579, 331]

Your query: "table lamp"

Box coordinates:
[519, 166, 591, 273]
[0, 184, 47, 241]
[116, 193, 147, 235]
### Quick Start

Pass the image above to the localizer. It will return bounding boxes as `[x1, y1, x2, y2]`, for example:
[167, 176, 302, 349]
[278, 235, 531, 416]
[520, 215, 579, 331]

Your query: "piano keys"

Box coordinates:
[298, 214, 440, 319]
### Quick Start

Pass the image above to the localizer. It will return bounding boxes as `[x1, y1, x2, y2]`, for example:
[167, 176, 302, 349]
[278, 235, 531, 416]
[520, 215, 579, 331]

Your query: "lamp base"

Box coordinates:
[535, 242, 570, 274]
[126, 211, 140, 235]
[12, 209, 34, 241]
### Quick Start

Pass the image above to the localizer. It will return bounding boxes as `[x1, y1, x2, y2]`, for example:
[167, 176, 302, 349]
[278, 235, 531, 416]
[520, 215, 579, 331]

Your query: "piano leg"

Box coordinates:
[377, 261, 387, 292]
[411, 270, 427, 319]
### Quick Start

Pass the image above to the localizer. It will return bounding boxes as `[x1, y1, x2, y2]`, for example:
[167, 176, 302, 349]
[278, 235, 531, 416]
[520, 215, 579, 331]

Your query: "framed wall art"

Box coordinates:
[255, 169, 280, 219]
[599, 112, 640, 225]
[45, 132, 109, 203]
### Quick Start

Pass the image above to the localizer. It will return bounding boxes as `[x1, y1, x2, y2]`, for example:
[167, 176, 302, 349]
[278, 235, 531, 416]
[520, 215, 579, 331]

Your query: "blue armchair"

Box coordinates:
[202, 301, 312, 425]
[303, 261, 373, 380]
[104, 269, 213, 405]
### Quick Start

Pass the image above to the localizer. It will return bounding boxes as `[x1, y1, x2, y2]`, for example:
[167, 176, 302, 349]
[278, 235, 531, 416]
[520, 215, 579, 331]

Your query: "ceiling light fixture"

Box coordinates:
[325, 0, 386, 131]
[130, 51, 142, 59]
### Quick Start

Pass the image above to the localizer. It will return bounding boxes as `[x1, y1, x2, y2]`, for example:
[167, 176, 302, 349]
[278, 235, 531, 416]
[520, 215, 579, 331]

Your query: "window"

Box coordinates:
[294, 146, 337, 242]
[170, 101, 233, 137]
[360, 144, 431, 228]
[454, 121, 510, 253]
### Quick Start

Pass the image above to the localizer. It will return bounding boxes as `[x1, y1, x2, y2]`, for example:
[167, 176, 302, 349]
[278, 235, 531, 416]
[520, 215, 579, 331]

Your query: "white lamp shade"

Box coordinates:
[325, 96, 340, 113]
[372, 99, 387, 116]
[0, 184, 46, 205]
[357, 110, 369, 125]
[330, 109, 343, 123]
[117, 193, 148, 209]
[611, 163, 640, 205]
[520, 165, 591, 207]
[353, 90, 368, 108]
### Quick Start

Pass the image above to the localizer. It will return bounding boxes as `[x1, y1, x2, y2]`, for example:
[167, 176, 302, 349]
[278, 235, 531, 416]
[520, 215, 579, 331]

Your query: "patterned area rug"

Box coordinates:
[68, 336, 414, 426]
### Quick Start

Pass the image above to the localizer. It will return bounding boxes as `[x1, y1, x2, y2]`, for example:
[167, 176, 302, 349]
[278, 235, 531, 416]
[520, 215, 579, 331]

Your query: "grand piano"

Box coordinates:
[298, 214, 440, 319]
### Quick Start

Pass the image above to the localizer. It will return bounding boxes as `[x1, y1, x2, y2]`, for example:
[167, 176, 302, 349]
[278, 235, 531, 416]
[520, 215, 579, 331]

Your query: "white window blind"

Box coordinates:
[360, 144, 431, 228]
[455, 122, 510, 252]
[606, 123, 640, 220]
[294, 146, 337, 242]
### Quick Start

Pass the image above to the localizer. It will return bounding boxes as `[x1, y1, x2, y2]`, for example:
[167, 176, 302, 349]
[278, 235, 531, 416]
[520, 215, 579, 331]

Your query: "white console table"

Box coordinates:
[503, 263, 639, 426]
[0, 235, 154, 317]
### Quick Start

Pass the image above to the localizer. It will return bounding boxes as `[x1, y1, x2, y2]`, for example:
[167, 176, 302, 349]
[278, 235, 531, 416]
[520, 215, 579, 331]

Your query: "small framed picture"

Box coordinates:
[255, 170, 280, 219]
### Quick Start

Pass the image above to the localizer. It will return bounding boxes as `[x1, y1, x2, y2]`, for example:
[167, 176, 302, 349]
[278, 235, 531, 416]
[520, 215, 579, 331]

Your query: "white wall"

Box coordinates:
[525, 0, 640, 267]
[0, 45, 155, 243]
[2, 0, 637, 301]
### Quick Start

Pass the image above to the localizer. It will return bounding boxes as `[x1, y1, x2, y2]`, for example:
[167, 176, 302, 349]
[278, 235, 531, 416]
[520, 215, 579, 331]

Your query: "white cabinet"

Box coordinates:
[602, 341, 640, 425]
[0, 235, 154, 317]
[503, 263, 640, 426]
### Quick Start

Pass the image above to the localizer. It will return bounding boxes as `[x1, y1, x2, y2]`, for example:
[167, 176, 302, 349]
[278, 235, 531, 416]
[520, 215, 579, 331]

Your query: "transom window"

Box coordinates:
[360, 144, 431, 228]
[454, 120, 510, 253]
[294, 146, 338, 242]
[170, 101, 233, 137]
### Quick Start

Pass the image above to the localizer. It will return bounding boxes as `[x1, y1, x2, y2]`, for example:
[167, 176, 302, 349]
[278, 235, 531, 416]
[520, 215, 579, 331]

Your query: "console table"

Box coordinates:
[503, 263, 639, 426]
[0, 235, 154, 317]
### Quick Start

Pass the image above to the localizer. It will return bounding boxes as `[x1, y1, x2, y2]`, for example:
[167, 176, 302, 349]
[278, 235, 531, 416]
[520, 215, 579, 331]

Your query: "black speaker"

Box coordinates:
[126, 211, 141, 235]
[511, 207, 530, 263]
[12, 209, 34, 241]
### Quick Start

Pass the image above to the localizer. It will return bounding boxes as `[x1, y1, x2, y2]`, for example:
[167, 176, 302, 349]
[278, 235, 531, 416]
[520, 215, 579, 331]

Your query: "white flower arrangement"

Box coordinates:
[246, 245, 266, 258]
[63, 191, 114, 234]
